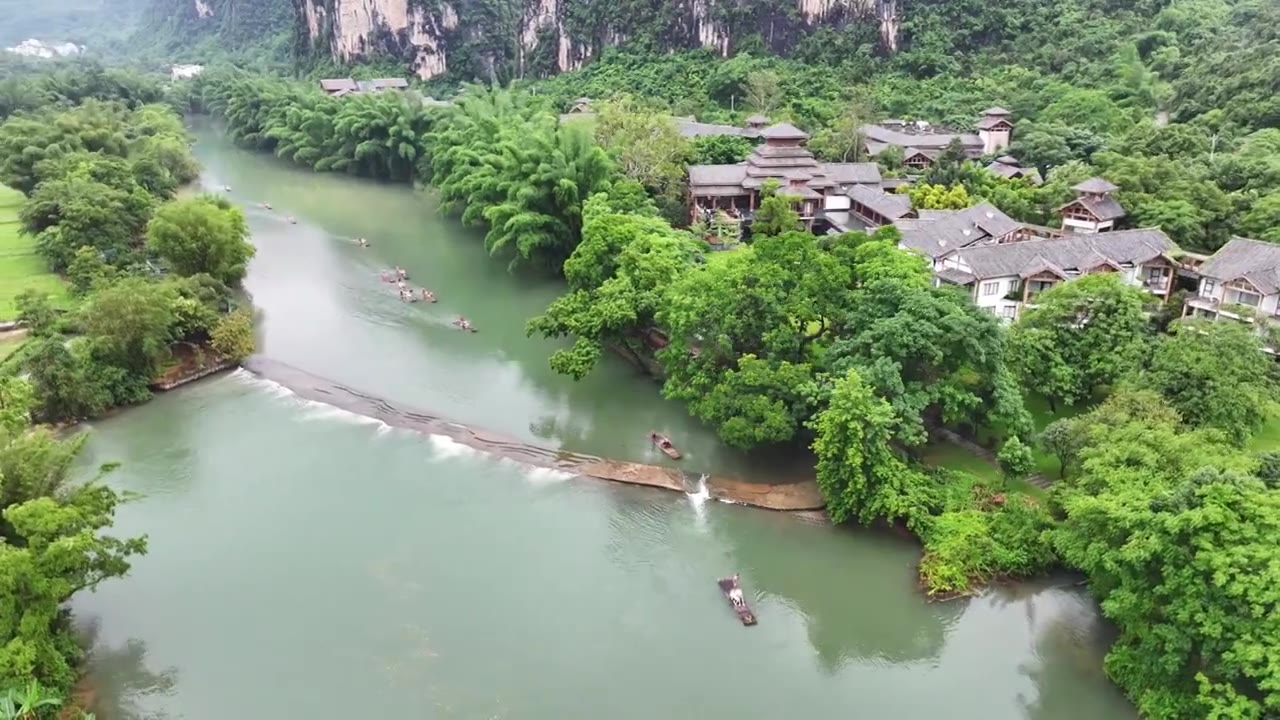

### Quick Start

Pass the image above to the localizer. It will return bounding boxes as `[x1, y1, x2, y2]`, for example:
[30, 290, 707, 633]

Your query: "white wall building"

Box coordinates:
[976, 107, 1014, 155]
[1185, 236, 1280, 322]
[935, 228, 1179, 321]
[171, 64, 205, 80]
[1057, 178, 1126, 233]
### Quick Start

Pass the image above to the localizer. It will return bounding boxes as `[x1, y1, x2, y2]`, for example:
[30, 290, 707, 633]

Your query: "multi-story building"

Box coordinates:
[1185, 237, 1280, 321]
[1056, 178, 1126, 233]
[687, 123, 880, 227]
[933, 228, 1179, 321]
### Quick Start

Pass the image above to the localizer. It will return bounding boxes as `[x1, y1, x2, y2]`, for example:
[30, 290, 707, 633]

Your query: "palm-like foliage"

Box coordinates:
[201, 76, 621, 273]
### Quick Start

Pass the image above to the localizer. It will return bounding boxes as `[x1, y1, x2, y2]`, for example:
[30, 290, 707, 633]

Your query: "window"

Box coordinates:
[1231, 290, 1261, 307]
[999, 305, 1017, 319]
[981, 281, 1000, 296]
[1201, 279, 1217, 297]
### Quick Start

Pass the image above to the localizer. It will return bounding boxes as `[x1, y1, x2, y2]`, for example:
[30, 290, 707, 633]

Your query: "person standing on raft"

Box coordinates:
[728, 575, 745, 608]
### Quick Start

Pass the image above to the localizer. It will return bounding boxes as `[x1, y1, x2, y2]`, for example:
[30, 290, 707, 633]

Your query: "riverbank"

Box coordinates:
[241, 355, 825, 511]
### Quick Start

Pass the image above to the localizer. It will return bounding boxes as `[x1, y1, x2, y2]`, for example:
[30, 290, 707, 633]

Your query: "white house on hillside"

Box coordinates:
[1185, 237, 1280, 321]
[1057, 177, 1126, 233]
[934, 228, 1179, 321]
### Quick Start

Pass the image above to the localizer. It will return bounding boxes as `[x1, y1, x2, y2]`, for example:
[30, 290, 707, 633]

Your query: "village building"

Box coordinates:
[986, 155, 1042, 184]
[1185, 237, 1280, 322]
[170, 64, 204, 80]
[934, 228, 1179, 321]
[1057, 177, 1126, 233]
[319, 78, 409, 97]
[975, 107, 1015, 155]
[687, 123, 880, 227]
[861, 108, 1015, 170]
[891, 203, 1025, 259]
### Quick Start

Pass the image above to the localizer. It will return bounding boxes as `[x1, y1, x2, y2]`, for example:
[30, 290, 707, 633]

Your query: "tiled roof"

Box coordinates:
[759, 122, 809, 140]
[689, 164, 747, 187]
[847, 184, 913, 221]
[861, 124, 983, 150]
[947, 228, 1178, 279]
[977, 115, 1013, 130]
[982, 107, 1012, 116]
[937, 267, 977, 285]
[1196, 236, 1280, 294]
[673, 120, 745, 138]
[1060, 195, 1127, 221]
[1072, 177, 1119, 194]
[825, 162, 881, 185]
[896, 203, 1024, 258]
[320, 78, 357, 91]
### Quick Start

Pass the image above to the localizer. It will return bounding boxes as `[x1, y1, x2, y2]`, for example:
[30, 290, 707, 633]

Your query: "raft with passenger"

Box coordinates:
[717, 575, 757, 626]
[453, 317, 477, 333]
[650, 432, 681, 459]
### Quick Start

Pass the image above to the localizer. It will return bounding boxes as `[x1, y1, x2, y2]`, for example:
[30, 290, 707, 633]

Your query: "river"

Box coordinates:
[68, 124, 1137, 719]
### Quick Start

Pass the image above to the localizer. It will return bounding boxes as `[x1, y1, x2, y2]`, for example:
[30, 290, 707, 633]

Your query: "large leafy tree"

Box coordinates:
[146, 195, 254, 285]
[657, 232, 850, 446]
[80, 277, 177, 379]
[1050, 392, 1279, 719]
[809, 369, 928, 524]
[1143, 319, 1274, 444]
[1006, 274, 1153, 411]
[827, 273, 1031, 448]
[527, 192, 695, 378]
[593, 96, 690, 205]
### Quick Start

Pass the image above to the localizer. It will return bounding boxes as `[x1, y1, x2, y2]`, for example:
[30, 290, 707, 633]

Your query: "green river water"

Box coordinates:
[68, 124, 1138, 719]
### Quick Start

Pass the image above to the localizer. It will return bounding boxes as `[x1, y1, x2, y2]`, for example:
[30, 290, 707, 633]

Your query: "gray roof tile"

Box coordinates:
[1072, 177, 1119, 194]
[947, 228, 1178, 279]
[1197, 236, 1280, 294]
[895, 203, 1023, 258]
[847, 184, 913, 221]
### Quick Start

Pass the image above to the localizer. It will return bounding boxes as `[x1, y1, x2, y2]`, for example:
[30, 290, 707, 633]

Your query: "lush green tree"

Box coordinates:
[66, 246, 117, 296]
[997, 436, 1035, 483]
[527, 193, 694, 378]
[908, 182, 972, 210]
[23, 340, 110, 423]
[657, 232, 851, 446]
[744, 70, 782, 115]
[210, 308, 255, 361]
[809, 97, 874, 162]
[593, 96, 690, 205]
[21, 175, 153, 271]
[827, 277, 1031, 448]
[809, 368, 929, 524]
[80, 278, 176, 379]
[1240, 190, 1280, 242]
[689, 134, 754, 164]
[750, 180, 801, 237]
[1039, 417, 1081, 479]
[145, 195, 254, 285]
[1143, 319, 1274, 444]
[1007, 274, 1153, 411]
[13, 290, 56, 338]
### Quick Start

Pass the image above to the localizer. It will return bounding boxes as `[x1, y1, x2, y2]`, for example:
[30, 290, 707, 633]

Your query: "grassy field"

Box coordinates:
[1247, 404, 1280, 453]
[920, 439, 1048, 501]
[0, 184, 68, 320]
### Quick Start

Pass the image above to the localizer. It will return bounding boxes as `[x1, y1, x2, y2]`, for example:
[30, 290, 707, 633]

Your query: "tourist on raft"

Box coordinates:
[728, 575, 745, 608]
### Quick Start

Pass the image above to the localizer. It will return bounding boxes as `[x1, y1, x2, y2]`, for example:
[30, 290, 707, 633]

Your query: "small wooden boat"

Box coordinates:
[650, 432, 681, 459]
[717, 576, 757, 626]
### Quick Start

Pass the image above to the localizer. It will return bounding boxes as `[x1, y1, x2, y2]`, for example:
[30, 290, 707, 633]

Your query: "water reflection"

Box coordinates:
[75, 618, 177, 720]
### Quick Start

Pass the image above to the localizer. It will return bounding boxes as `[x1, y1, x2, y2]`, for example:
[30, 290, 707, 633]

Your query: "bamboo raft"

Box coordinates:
[717, 576, 757, 626]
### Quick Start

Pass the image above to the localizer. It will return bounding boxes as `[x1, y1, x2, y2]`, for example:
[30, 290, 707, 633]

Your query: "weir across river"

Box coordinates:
[241, 355, 826, 512]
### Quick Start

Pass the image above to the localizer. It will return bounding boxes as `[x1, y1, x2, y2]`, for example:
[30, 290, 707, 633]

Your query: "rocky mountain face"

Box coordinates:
[291, 0, 901, 80]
